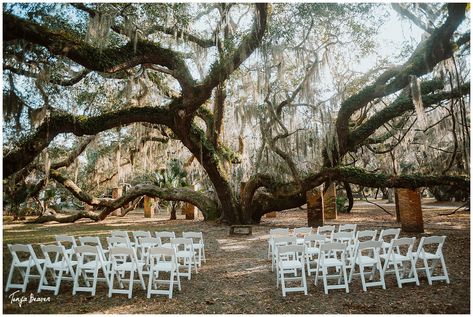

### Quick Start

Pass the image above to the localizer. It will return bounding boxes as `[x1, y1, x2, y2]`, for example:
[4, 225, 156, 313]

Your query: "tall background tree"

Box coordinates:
[3, 3, 470, 224]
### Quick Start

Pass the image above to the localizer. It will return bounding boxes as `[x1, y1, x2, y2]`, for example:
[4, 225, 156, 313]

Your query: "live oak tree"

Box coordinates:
[3, 3, 470, 224]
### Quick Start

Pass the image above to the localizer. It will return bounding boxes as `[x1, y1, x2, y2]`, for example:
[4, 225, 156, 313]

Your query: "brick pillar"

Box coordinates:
[397, 188, 424, 233]
[111, 187, 123, 216]
[182, 203, 195, 220]
[307, 187, 324, 227]
[144, 195, 154, 218]
[323, 183, 337, 219]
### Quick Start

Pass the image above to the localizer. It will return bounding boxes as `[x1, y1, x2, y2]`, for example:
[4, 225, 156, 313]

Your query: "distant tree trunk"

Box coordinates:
[170, 203, 177, 220]
[344, 182, 354, 213]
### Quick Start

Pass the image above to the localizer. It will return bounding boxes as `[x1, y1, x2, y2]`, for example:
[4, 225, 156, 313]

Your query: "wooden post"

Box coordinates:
[144, 195, 154, 218]
[323, 183, 337, 219]
[111, 187, 123, 216]
[307, 187, 324, 227]
[397, 188, 424, 233]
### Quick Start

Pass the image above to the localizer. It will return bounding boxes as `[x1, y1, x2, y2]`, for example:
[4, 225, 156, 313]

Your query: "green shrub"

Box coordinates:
[336, 196, 349, 213]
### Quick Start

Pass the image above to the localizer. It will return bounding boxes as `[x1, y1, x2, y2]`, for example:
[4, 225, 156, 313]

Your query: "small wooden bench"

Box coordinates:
[229, 225, 252, 236]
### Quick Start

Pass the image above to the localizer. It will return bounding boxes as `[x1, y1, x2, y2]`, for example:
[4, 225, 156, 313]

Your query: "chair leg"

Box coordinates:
[54, 269, 63, 296]
[169, 271, 174, 299]
[393, 262, 402, 288]
[322, 267, 328, 294]
[301, 266, 308, 295]
[411, 259, 420, 286]
[92, 267, 98, 296]
[5, 264, 16, 292]
[73, 266, 80, 295]
[38, 267, 47, 293]
[128, 270, 134, 299]
[147, 268, 154, 299]
[281, 270, 286, 297]
[440, 256, 450, 284]
[360, 265, 367, 292]
[108, 270, 114, 298]
[314, 261, 320, 286]
[342, 265, 349, 293]
[378, 261, 386, 289]
[21, 266, 30, 292]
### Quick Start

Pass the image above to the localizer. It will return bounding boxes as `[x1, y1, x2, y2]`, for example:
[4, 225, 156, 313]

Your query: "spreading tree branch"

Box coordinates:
[336, 3, 467, 156]
[4, 105, 175, 178]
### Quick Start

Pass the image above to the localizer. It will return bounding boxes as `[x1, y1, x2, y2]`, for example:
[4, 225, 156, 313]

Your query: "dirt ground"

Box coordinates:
[2, 199, 470, 314]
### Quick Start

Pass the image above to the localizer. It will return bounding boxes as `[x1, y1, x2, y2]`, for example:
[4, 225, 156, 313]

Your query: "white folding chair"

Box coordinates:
[108, 247, 146, 298]
[315, 242, 349, 294]
[171, 238, 198, 280]
[292, 227, 313, 245]
[378, 228, 400, 254]
[107, 236, 133, 249]
[132, 231, 151, 259]
[338, 224, 357, 236]
[316, 225, 335, 242]
[5, 244, 45, 292]
[38, 244, 76, 295]
[276, 245, 308, 296]
[303, 234, 326, 276]
[155, 231, 176, 248]
[182, 232, 206, 267]
[55, 235, 78, 262]
[349, 240, 386, 291]
[147, 247, 181, 299]
[139, 237, 161, 262]
[111, 231, 134, 248]
[268, 228, 290, 259]
[412, 236, 450, 285]
[355, 229, 378, 243]
[332, 231, 356, 265]
[272, 236, 297, 273]
[137, 236, 161, 276]
[380, 237, 419, 288]
[79, 236, 109, 263]
[73, 245, 110, 296]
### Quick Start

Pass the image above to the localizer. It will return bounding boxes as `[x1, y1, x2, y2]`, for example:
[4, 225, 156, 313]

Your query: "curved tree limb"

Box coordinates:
[349, 82, 470, 150]
[98, 184, 219, 220]
[336, 3, 467, 156]
[29, 210, 101, 224]
[4, 105, 175, 178]
[4, 65, 91, 87]
[3, 13, 195, 93]
[48, 168, 219, 222]
[245, 166, 469, 218]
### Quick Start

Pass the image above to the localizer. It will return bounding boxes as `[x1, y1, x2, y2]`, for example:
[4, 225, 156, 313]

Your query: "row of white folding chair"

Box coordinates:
[268, 225, 358, 260]
[349, 235, 449, 291]
[5, 241, 191, 299]
[111, 230, 206, 267]
[81, 233, 201, 278]
[74, 244, 180, 299]
[78, 244, 184, 299]
[275, 233, 449, 295]
[273, 237, 350, 296]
